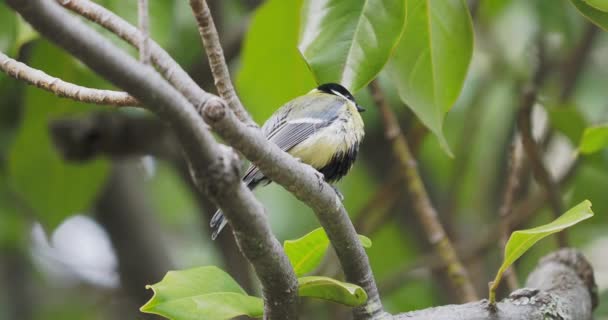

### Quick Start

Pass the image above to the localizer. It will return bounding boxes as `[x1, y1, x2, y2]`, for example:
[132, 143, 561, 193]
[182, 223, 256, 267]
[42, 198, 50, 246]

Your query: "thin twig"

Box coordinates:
[517, 40, 568, 247]
[189, 0, 251, 124]
[56, 0, 216, 111]
[137, 0, 150, 64]
[560, 24, 599, 102]
[0, 51, 137, 106]
[497, 139, 525, 290]
[8, 1, 299, 318]
[369, 80, 478, 302]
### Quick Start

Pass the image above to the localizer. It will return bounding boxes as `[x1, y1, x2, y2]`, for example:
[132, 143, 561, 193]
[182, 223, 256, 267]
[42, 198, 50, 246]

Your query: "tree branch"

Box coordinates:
[19, 1, 385, 318]
[7, 1, 298, 318]
[517, 40, 567, 247]
[392, 249, 597, 320]
[0, 51, 138, 106]
[201, 100, 387, 320]
[137, 0, 150, 64]
[48, 112, 255, 292]
[189, 0, 251, 124]
[55, 0, 237, 121]
[369, 80, 478, 302]
[497, 139, 525, 291]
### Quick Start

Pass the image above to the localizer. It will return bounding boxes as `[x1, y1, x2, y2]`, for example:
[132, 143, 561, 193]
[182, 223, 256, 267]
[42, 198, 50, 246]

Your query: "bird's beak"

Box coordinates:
[356, 104, 366, 112]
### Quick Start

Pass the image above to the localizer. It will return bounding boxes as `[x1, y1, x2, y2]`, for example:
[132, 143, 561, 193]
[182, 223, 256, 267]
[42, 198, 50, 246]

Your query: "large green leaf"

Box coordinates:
[141, 266, 263, 320]
[489, 200, 594, 303]
[284, 227, 371, 277]
[388, 0, 474, 155]
[6, 40, 109, 230]
[570, 0, 608, 30]
[579, 124, 608, 154]
[298, 0, 407, 92]
[237, 0, 316, 122]
[583, 0, 608, 12]
[298, 276, 367, 307]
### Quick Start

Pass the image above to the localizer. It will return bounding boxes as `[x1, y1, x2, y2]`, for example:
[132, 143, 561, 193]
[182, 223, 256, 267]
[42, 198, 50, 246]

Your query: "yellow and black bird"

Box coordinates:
[210, 83, 365, 239]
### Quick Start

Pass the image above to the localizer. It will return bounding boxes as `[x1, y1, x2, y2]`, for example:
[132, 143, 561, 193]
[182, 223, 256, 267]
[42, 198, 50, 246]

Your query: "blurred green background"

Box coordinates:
[0, 0, 607, 319]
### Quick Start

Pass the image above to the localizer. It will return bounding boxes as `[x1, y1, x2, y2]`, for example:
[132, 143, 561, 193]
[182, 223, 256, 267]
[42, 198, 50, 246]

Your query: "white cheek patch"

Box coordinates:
[331, 89, 347, 100]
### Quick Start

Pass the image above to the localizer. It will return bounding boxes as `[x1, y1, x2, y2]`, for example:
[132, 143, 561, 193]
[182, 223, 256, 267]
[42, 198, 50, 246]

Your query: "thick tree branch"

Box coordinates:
[189, 0, 251, 124]
[392, 249, 597, 320]
[0, 51, 138, 106]
[369, 80, 478, 302]
[7, 1, 298, 318]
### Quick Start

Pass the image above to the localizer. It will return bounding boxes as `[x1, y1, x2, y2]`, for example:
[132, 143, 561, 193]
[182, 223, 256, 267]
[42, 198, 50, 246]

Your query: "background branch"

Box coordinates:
[369, 80, 478, 302]
[137, 0, 150, 64]
[0, 51, 137, 106]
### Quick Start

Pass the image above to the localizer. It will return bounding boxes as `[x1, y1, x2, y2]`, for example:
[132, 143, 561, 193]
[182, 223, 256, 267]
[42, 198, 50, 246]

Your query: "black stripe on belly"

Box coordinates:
[318, 143, 360, 183]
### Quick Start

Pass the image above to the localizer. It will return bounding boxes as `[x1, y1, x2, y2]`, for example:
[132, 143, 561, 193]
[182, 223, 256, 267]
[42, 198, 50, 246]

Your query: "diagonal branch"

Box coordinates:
[0, 51, 138, 106]
[7, 0, 298, 318]
[369, 80, 478, 302]
[137, 0, 150, 64]
[189, 0, 251, 124]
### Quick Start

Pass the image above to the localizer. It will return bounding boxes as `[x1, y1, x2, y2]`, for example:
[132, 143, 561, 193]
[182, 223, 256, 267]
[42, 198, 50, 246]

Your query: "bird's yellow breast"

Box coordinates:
[289, 102, 364, 169]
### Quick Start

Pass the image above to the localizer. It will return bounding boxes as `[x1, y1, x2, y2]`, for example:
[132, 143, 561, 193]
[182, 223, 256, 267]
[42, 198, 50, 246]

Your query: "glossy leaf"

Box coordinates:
[237, 0, 316, 122]
[547, 106, 587, 144]
[583, 0, 608, 12]
[298, 276, 367, 306]
[570, 0, 608, 30]
[298, 0, 407, 92]
[284, 227, 371, 277]
[388, 0, 474, 155]
[489, 200, 594, 303]
[579, 124, 608, 154]
[141, 266, 263, 320]
[7, 41, 109, 231]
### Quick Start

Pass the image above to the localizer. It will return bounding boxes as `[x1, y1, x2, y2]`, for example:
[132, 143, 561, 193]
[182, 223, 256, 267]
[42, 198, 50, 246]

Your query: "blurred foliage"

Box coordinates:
[0, 0, 607, 319]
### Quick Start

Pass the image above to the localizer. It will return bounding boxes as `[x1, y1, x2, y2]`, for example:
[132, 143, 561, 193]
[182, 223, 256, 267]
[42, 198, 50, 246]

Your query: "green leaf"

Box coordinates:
[141, 266, 263, 320]
[570, 0, 608, 30]
[547, 106, 587, 144]
[298, 276, 367, 306]
[284, 227, 371, 277]
[579, 124, 608, 154]
[298, 0, 407, 92]
[6, 40, 109, 230]
[583, 0, 608, 12]
[237, 0, 316, 122]
[489, 200, 594, 303]
[388, 0, 474, 155]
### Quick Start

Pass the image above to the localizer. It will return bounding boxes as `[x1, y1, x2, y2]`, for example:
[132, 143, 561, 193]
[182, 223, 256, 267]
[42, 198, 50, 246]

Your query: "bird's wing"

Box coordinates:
[242, 94, 344, 187]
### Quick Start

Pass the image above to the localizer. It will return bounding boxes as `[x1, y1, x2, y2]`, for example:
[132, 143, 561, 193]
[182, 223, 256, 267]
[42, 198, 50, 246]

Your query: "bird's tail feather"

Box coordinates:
[209, 169, 266, 240]
[210, 209, 227, 240]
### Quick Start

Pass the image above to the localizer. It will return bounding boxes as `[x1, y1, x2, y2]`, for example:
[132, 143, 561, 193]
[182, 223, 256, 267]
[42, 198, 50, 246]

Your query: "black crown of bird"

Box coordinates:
[210, 83, 365, 239]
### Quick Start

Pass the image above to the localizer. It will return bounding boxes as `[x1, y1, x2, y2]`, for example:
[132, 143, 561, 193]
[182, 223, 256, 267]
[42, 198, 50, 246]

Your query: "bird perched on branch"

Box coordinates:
[210, 83, 365, 239]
